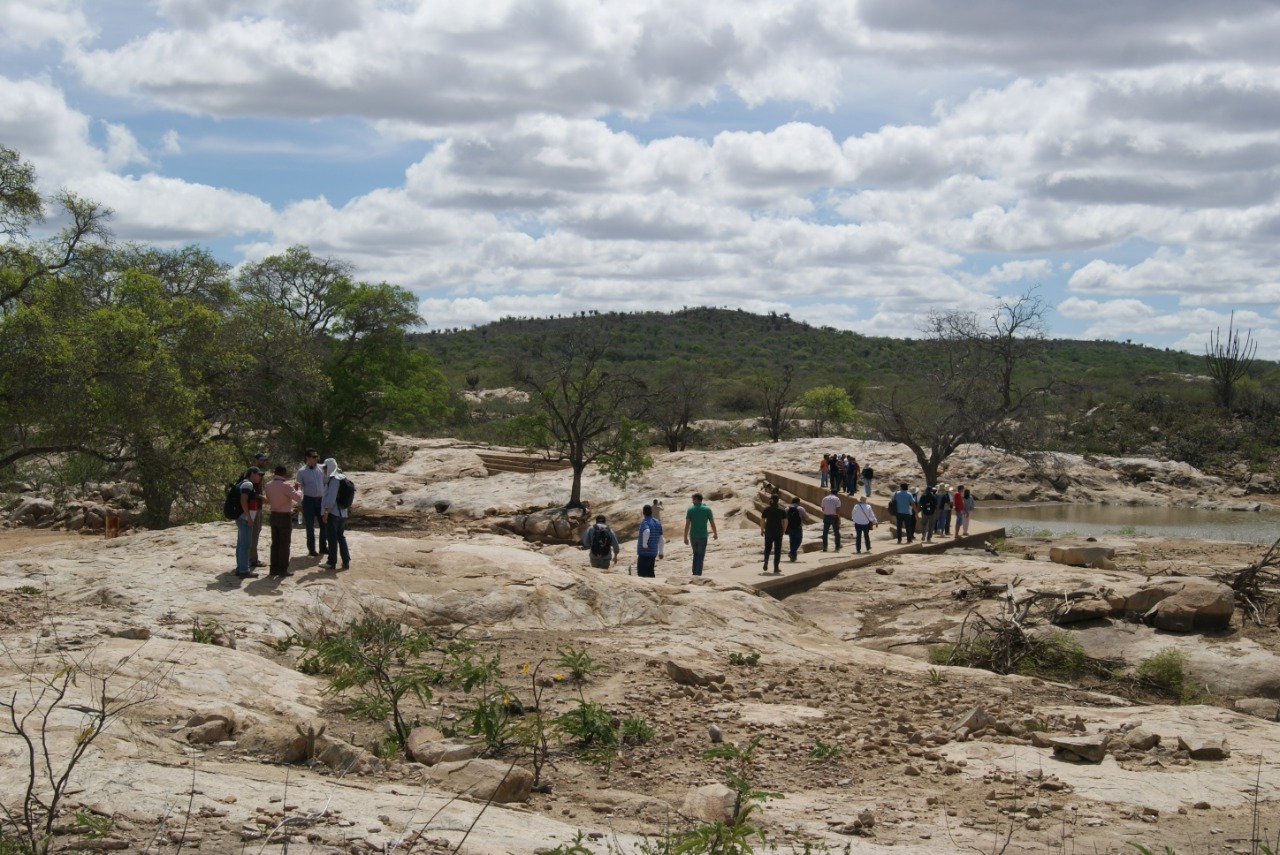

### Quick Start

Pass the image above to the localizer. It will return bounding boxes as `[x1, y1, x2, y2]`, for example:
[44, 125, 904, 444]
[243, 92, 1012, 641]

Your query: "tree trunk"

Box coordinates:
[567, 462, 586, 509]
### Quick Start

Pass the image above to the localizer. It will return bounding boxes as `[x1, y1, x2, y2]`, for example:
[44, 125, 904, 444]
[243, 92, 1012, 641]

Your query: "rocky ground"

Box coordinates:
[1, 437, 1278, 854]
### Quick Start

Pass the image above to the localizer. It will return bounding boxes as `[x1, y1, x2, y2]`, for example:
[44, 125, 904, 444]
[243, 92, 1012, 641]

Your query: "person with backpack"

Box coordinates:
[861, 463, 874, 497]
[581, 515, 620, 570]
[784, 496, 810, 563]
[320, 457, 354, 570]
[231, 467, 263, 578]
[918, 486, 939, 542]
[682, 493, 718, 576]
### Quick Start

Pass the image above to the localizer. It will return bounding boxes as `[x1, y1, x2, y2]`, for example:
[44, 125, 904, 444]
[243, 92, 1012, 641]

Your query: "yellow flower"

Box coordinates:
[553, 673, 564, 682]
[520, 662, 530, 674]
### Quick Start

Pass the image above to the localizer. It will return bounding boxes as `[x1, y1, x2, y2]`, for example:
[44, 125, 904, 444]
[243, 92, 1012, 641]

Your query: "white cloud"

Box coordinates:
[0, 0, 93, 51]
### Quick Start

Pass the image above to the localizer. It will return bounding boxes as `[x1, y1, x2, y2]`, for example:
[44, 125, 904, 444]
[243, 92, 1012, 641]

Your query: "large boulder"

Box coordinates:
[681, 783, 736, 823]
[424, 759, 533, 803]
[1131, 579, 1235, 631]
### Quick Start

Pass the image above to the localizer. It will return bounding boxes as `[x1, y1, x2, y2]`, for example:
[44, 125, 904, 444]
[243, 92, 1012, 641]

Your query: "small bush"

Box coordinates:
[728, 651, 760, 667]
[809, 741, 844, 761]
[555, 645, 604, 683]
[1136, 647, 1199, 703]
[555, 700, 617, 750]
[621, 716, 655, 745]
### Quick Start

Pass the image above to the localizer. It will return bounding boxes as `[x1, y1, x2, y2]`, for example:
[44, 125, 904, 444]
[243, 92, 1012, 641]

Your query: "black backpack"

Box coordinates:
[919, 493, 938, 514]
[589, 525, 612, 557]
[223, 478, 246, 520]
[336, 476, 356, 510]
[786, 505, 802, 526]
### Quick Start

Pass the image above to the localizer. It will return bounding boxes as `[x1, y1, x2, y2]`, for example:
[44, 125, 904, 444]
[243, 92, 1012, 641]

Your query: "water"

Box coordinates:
[981, 503, 1280, 544]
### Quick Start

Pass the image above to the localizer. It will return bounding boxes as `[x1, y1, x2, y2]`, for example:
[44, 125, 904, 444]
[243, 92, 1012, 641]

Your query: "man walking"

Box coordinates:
[295, 448, 327, 558]
[852, 496, 878, 553]
[785, 496, 810, 562]
[759, 493, 787, 574]
[264, 465, 303, 577]
[683, 493, 719, 576]
[861, 463, 874, 497]
[820, 487, 842, 551]
[891, 483, 917, 544]
[636, 504, 663, 578]
[582, 515, 620, 570]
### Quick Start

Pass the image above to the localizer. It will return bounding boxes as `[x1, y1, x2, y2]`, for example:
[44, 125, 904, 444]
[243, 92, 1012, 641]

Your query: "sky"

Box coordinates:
[3, 1, 1280, 359]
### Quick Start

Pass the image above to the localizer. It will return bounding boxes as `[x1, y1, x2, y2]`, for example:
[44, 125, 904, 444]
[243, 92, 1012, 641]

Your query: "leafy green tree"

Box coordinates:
[513, 324, 653, 508]
[797, 384, 855, 437]
[238, 246, 452, 462]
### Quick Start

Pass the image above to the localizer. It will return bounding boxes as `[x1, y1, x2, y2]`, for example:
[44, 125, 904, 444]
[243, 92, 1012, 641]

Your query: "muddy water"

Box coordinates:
[982, 503, 1280, 544]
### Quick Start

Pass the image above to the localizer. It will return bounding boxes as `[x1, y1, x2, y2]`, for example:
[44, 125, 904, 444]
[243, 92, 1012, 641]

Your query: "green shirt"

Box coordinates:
[685, 503, 714, 539]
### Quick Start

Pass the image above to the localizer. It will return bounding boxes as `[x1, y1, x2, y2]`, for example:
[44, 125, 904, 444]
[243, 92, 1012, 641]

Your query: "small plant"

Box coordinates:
[71, 810, 114, 839]
[1136, 647, 1199, 703]
[190, 617, 222, 645]
[554, 699, 617, 751]
[927, 667, 943, 686]
[536, 830, 593, 855]
[296, 614, 444, 751]
[1015, 630, 1088, 682]
[555, 645, 603, 682]
[16, 585, 39, 596]
[459, 689, 515, 756]
[621, 715, 655, 745]
[809, 740, 844, 761]
[728, 651, 761, 667]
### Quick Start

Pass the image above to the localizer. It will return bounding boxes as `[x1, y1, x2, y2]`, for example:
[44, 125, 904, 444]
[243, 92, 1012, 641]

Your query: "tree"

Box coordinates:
[865, 290, 1051, 485]
[237, 246, 452, 462]
[646, 360, 703, 452]
[756, 364, 798, 442]
[798, 385, 855, 437]
[1205, 312, 1257, 412]
[512, 325, 652, 508]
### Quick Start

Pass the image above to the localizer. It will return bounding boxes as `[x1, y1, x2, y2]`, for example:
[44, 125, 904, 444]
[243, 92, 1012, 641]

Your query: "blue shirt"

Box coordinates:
[892, 490, 916, 515]
[637, 517, 663, 557]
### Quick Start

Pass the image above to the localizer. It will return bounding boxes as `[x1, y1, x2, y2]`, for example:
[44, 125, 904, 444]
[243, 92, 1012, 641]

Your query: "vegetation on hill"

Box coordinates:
[419, 307, 1279, 481]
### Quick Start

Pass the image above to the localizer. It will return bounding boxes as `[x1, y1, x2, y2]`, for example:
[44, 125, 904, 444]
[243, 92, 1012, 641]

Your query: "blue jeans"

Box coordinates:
[689, 538, 708, 576]
[787, 527, 803, 560]
[302, 495, 326, 554]
[235, 515, 252, 573]
[326, 515, 350, 567]
[822, 515, 840, 550]
[863, 479, 872, 497]
[819, 470, 828, 487]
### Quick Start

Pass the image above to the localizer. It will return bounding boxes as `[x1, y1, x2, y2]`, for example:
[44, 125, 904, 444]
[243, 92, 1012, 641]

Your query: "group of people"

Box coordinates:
[887, 483, 974, 544]
[581, 476, 978, 578]
[581, 494, 719, 578]
[820, 454, 873, 497]
[232, 448, 352, 579]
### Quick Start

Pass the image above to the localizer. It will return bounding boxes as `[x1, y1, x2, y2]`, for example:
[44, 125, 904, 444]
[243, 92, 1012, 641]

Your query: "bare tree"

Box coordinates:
[512, 325, 653, 508]
[1205, 311, 1257, 412]
[757, 364, 798, 443]
[866, 290, 1052, 485]
[646, 361, 703, 452]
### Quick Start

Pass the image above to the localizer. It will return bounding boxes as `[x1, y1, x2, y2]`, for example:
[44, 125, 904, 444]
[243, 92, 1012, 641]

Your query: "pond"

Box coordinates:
[980, 503, 1280, 545]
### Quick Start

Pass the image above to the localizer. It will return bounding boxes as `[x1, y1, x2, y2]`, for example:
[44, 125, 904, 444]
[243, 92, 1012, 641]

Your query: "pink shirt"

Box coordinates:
[264, 476, 303, 513]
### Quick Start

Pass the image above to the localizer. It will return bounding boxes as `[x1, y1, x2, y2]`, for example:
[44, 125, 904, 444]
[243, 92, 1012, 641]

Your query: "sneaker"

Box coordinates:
[324, 563, 337, 570]
[341, 563, 350, 570]
[234, 570, 259, 578]
[307, 551, 320, 557]
[773, 569, 782, 574]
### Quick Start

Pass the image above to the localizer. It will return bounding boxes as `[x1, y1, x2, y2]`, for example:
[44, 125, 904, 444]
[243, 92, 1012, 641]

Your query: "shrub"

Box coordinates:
[1136, 647, 1199, 703]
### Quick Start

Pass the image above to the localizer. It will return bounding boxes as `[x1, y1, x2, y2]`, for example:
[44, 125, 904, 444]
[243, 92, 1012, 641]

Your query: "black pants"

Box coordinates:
[636, 555, 657, 577]
[269, 511, 293, 575]
[855, 523, 872, 552]
[896, 513, 913, 542]
[763, 534, 782, 570]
